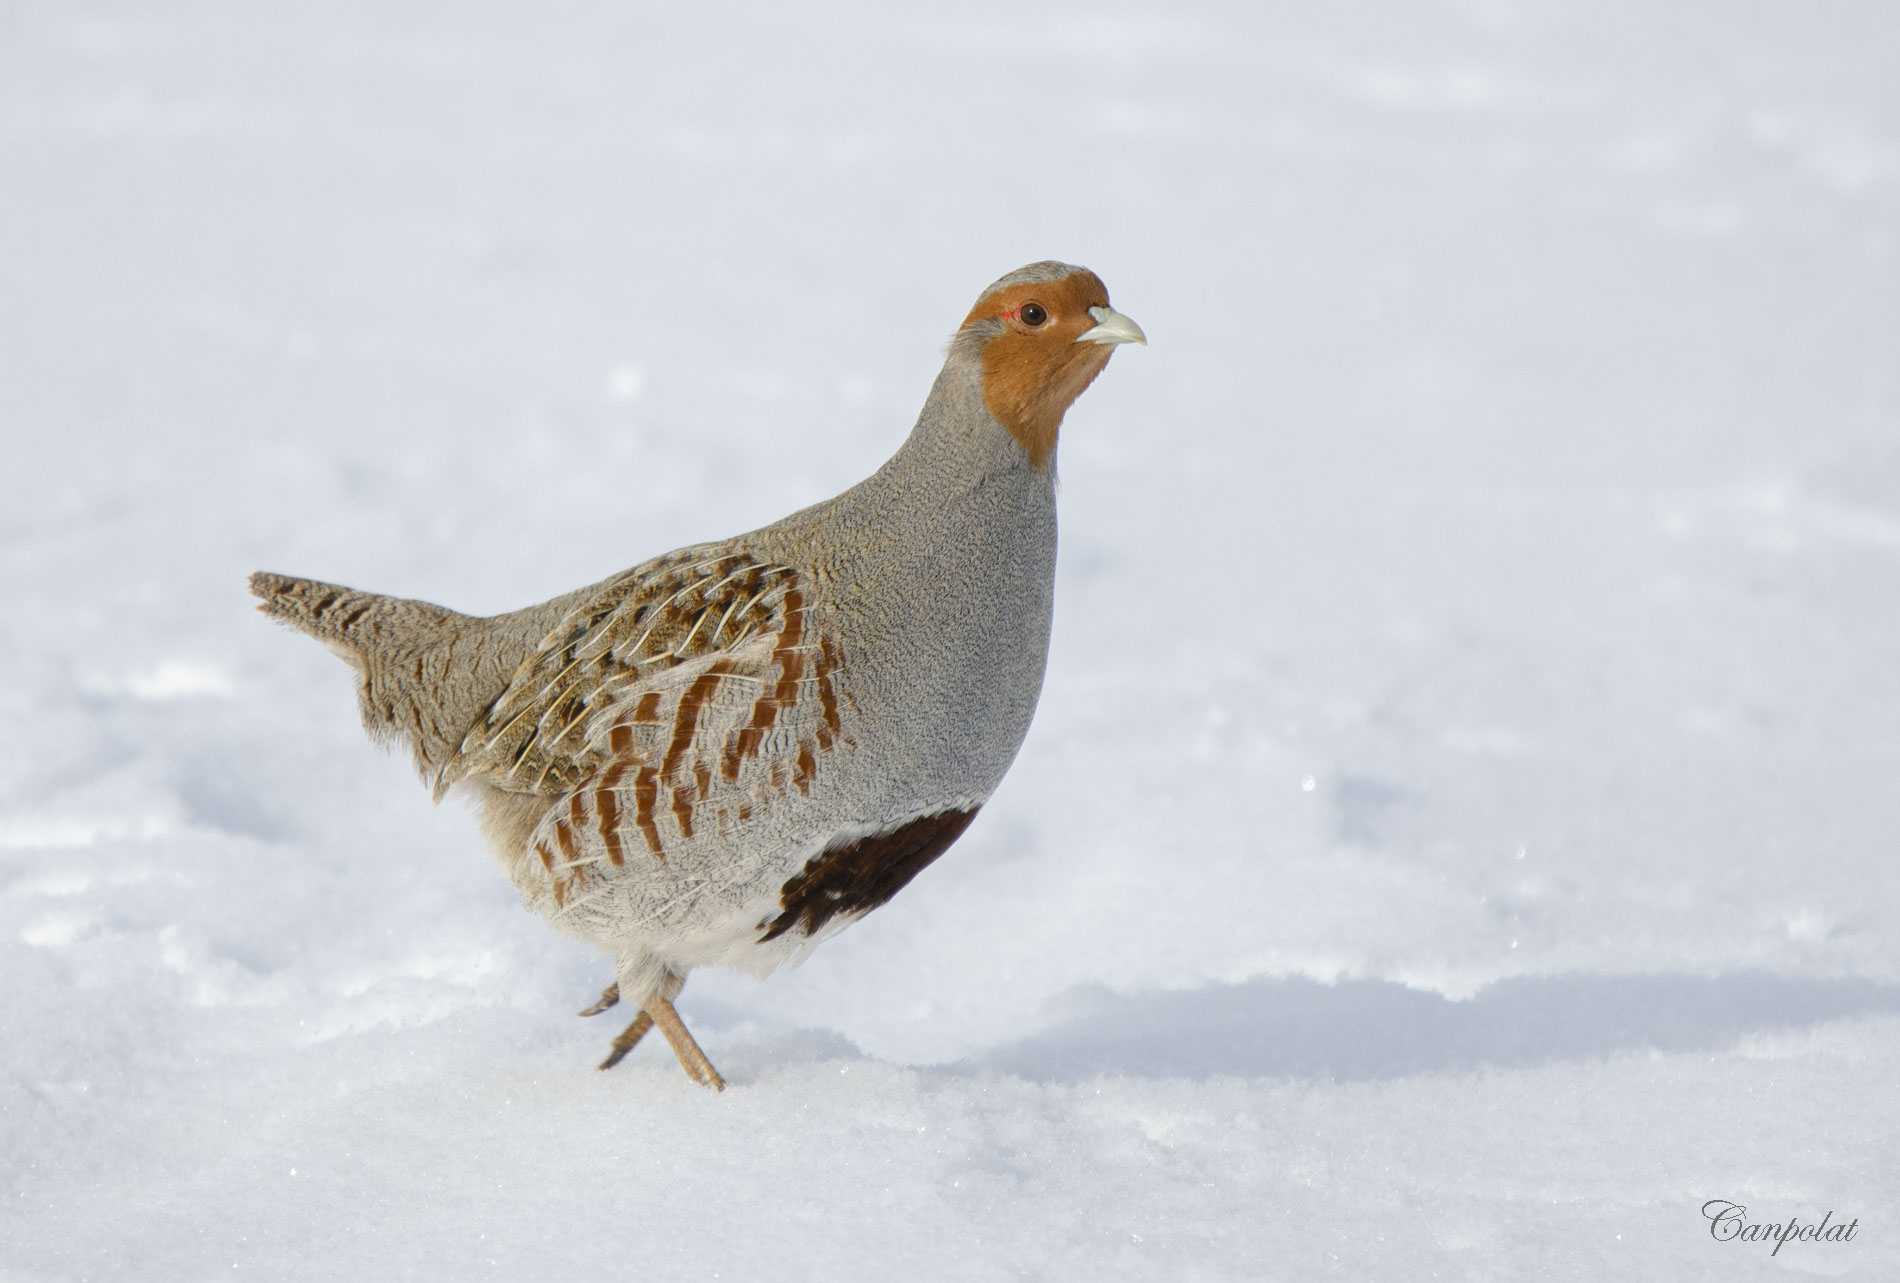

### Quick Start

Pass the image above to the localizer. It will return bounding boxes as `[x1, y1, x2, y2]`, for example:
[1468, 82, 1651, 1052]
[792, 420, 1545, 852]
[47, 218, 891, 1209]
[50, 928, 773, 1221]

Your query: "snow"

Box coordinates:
[3, 1, 1897, 1277]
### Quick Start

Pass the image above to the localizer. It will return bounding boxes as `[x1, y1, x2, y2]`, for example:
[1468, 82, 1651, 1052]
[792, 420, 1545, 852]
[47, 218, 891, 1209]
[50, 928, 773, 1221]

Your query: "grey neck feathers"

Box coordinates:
[825, 350, 1047, 531]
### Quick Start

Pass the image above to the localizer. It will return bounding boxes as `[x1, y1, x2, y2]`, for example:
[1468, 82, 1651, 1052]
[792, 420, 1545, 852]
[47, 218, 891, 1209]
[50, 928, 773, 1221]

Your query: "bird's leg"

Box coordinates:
[578, 981, 620, 1017]
[597, 1009, 654, 1071]
[648, 997, 726, 1091]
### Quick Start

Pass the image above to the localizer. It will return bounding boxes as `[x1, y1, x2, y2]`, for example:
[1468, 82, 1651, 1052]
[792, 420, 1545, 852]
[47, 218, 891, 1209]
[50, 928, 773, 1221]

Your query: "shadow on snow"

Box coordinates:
[974, 972, 1900, 1082]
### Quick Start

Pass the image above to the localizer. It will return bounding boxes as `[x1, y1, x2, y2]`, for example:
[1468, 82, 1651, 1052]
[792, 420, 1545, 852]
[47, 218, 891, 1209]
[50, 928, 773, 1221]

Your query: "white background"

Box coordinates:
[3, 2, 1896, 1277]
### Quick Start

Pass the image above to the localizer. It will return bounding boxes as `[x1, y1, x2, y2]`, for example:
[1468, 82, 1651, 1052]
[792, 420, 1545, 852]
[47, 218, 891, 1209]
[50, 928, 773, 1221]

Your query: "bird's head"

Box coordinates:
[954, 261, 1145, 469]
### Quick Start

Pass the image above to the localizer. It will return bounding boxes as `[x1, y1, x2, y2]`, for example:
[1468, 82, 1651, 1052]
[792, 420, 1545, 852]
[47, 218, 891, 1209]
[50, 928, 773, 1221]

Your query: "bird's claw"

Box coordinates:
[578, 982, 620, 1018]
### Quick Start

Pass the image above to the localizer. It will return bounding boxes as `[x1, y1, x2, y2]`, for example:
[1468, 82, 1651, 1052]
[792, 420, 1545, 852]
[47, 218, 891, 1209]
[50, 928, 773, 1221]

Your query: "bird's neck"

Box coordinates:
[762, 353, 1057, 580]
[873, 353, 1055, 502]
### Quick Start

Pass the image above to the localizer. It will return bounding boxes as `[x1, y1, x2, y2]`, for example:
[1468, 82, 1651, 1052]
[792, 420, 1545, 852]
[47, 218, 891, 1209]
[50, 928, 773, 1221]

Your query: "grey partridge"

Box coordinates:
[251, 261, 1145, 1088]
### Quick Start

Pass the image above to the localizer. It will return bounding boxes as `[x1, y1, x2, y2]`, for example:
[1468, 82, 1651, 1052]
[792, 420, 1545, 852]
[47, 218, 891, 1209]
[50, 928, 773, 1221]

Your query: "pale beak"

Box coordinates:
[1075, 305, 1147, 346]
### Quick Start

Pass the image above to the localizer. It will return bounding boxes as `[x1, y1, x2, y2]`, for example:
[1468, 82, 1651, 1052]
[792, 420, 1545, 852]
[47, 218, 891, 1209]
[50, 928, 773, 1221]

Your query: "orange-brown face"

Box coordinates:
[960, 269, 1127, 470]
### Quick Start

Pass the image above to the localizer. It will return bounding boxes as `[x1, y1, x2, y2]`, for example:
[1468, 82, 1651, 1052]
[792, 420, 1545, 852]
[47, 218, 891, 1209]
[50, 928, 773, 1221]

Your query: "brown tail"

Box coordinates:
[249, 570, 475, 777]
[249, 572, 447, 659]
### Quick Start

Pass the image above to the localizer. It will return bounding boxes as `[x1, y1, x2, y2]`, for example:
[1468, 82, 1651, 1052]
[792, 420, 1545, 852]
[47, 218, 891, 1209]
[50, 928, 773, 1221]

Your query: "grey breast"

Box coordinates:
[765, 356, 1059, 825]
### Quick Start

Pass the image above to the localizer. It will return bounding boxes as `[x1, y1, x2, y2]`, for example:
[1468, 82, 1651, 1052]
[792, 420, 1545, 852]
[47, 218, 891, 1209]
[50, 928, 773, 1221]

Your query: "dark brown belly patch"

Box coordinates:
[760, 806, 981, 942]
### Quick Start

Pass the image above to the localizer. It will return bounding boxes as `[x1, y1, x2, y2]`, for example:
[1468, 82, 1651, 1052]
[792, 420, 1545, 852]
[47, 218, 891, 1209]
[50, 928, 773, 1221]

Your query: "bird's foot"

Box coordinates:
[579, 982, 620, 1018]
[597, 1008, 654, 1071]
[649, 997, 726, 1091]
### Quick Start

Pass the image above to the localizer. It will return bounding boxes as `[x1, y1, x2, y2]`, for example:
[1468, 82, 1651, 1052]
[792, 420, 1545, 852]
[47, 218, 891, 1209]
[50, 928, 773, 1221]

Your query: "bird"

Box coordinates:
[250, 261, 1145, 1089]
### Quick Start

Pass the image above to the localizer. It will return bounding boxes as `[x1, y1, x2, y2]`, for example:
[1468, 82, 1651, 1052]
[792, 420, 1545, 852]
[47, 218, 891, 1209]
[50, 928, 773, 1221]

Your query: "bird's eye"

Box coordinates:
[1019, 302, 1048, 327]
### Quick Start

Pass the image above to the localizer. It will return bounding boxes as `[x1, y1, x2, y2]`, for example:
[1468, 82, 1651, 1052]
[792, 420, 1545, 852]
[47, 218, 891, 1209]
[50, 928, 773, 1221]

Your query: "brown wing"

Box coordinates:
[434, 549, 801, 799]
[518, 565, 851, 912]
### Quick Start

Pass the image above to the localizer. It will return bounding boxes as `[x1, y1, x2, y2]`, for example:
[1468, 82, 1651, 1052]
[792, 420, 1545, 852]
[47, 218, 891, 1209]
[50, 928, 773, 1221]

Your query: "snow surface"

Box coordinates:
[4, 1, 1898, 1278]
